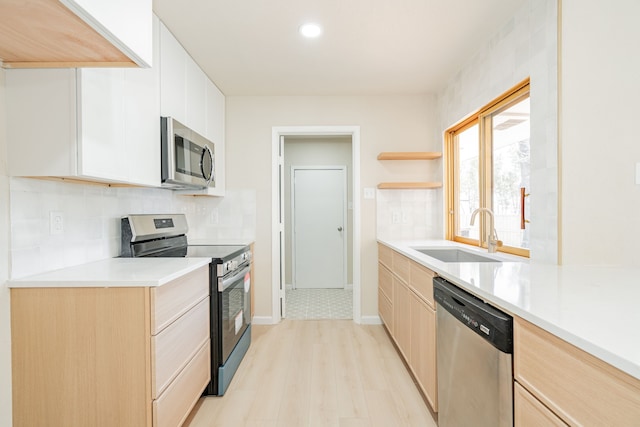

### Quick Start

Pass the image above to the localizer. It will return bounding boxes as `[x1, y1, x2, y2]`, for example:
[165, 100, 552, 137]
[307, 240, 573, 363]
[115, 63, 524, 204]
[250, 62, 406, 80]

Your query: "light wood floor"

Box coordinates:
[184, 320, 437, 427]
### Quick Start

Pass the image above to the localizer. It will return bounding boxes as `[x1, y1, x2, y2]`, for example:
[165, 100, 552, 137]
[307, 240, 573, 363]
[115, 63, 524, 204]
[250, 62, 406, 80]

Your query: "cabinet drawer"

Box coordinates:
[378, 243, 392, 269]
[152, 297, 210, 398]
[151, 266, 209, 334]
[409, 261, 435, 308]
[392, 251, 410, 284]
[514, 382, 567, 427]
[153, 340, 211, 427]
[378, 288, 393, 331]
[378, 262, 393, 302]
[514, 318, 640, 426]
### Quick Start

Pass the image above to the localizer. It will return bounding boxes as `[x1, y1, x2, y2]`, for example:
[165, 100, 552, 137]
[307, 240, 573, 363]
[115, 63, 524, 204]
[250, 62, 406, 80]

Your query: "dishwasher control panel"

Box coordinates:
[433, 276, 513, 353]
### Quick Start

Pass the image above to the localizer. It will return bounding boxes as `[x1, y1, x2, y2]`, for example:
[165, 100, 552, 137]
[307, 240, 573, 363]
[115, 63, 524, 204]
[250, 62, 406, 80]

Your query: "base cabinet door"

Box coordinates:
[393, 279, 411, 359]
[514, 383, 567, 427]
[378, 263, 393, 328]
[409, 292, 437, 411]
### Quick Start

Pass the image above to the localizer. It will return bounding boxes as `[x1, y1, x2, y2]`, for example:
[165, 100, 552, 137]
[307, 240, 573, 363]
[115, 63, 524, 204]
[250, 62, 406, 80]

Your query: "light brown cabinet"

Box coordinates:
[514, 382, 567, 426]
[393, 278, 411, 359]
[514, 317, 640, 426]
[377, 243, 438, 412]
[378, 263, 394, 329]
[409, 292, 437, 410]
[10, 266, 211, 427]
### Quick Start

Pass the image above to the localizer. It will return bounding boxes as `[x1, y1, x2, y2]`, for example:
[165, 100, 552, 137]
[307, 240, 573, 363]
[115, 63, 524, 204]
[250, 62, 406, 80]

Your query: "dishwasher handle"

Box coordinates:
[433, 276, 513, 354]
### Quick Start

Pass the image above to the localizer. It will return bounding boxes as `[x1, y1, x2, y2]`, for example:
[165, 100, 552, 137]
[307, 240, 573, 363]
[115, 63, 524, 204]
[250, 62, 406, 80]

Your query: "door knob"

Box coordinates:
[338, 226, 343, 232]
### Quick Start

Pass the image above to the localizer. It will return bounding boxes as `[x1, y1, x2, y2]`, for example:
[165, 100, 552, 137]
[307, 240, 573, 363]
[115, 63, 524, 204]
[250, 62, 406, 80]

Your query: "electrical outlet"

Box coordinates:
[392, 211, 400, 224]
[363, 188, 375, 199]
[401, 211, 409, 224]
[50, 211, 64, 235]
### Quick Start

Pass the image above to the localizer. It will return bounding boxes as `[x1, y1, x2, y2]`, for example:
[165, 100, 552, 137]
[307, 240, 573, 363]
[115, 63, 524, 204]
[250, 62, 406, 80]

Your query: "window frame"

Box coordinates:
[445, 79, 531, 258]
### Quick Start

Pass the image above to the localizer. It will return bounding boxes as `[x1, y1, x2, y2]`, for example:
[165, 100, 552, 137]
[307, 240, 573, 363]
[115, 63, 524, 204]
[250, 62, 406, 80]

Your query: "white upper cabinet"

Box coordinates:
[6, 16, 161, 187]
[185, 55, 207, 137]
[205, 80, 226, 196]
[159, 23, 187, 124]
[0, 0, 152, 68]
[159, 19, 226, 196]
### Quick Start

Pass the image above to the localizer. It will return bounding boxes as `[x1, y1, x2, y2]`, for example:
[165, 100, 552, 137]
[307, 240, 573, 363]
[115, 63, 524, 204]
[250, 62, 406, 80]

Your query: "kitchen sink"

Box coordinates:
[412, 248, 501, 263]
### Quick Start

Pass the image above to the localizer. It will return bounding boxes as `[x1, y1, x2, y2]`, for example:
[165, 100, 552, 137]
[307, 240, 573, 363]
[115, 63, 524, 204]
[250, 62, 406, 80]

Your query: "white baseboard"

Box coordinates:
[251, 316, 277, 325]
[359, 315, 382, 325]
[252, 315, 378, 325]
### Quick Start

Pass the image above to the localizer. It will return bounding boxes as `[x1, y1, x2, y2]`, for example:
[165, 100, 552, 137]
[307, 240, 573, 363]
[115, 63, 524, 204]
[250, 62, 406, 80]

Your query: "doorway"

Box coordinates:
[271, 126, 361, 323]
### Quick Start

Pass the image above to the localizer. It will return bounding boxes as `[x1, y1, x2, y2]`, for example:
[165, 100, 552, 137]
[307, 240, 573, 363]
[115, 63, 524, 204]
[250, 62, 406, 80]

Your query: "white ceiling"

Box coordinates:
[152, 0, 526, 96]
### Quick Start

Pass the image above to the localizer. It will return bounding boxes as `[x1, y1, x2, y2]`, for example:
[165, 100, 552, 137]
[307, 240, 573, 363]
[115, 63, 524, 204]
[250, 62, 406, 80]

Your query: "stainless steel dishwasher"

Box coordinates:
[433, 277, 514, 427]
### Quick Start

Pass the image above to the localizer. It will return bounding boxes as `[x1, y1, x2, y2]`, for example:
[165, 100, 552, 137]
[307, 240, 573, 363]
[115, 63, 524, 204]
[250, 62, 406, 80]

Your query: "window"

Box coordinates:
[446, 80, 530, 257]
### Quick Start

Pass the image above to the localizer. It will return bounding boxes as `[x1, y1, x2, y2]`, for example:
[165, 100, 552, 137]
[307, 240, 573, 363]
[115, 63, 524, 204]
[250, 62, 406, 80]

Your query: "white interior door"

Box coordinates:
[292, 167, 346, 289]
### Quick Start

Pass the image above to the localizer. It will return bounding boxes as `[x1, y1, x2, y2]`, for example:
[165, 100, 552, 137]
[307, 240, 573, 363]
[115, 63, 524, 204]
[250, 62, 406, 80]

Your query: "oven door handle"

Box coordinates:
[218, 264, 251, 292]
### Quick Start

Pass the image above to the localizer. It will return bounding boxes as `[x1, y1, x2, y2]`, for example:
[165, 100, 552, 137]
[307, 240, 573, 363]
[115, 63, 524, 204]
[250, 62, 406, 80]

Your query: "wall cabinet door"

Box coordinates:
[185, 55, 206, 137]
[159, 21, 186, 124]
[124, 15, 161, 187]
[78, 68, 128, 182]
[409, 291, 438, 412]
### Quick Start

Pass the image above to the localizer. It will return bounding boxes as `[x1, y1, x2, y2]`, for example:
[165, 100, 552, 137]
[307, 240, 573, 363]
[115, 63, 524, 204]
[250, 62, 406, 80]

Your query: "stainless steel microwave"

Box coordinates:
[161, 117, 215, 190]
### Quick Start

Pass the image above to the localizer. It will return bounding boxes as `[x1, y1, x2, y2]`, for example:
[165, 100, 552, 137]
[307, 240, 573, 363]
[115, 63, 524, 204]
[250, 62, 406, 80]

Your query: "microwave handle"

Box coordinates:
[200, 145, 215, 186]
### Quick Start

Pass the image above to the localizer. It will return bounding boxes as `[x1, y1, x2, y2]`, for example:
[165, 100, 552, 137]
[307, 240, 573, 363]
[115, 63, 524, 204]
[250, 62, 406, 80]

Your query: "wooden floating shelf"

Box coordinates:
[377, 152, 442, 160]
[377, 182, 443, 190]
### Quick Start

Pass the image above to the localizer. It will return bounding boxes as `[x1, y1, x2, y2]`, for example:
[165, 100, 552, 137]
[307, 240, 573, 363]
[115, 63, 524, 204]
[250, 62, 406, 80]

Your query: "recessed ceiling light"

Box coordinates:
[299, 23, 322, 38]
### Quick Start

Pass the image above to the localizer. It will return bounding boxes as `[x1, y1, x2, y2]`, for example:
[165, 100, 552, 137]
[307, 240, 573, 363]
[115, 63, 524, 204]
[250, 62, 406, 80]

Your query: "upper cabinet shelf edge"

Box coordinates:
[377, 152, 442, 160]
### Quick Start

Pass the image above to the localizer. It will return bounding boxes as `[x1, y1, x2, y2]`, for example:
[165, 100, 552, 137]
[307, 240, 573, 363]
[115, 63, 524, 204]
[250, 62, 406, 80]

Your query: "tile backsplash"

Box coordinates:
[9, 177, 256, 279]
[376, 189, 442, 241]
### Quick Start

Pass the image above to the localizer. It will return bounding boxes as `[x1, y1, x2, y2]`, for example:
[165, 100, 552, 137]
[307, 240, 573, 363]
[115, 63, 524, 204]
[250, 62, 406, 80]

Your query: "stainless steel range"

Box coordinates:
[120, 214, 251, 396]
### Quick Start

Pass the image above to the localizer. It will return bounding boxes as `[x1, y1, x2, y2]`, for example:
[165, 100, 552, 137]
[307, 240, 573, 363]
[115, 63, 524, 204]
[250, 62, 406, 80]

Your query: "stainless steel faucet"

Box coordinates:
[470, 208, 500, 253]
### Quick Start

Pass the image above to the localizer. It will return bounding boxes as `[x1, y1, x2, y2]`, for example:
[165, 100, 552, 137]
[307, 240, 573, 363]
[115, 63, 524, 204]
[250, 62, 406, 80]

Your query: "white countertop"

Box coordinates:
[379, 239, 640, 381]
[188, 239, 254, 246]
[8, 258, 212, 288]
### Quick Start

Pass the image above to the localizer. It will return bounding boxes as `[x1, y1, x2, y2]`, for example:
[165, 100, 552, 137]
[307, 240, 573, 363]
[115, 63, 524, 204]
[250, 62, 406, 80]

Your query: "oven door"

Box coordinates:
[218, 263, 251, 363]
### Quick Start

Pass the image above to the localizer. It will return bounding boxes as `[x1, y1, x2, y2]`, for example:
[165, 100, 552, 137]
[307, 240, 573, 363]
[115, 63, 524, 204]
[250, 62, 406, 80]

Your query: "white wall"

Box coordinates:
[437, 0, 559, 264]
[0, 69, 13, 427]
[225, 95, 439, 319]
[283, 137, 353, 286]
[560, 0, 640, 265]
